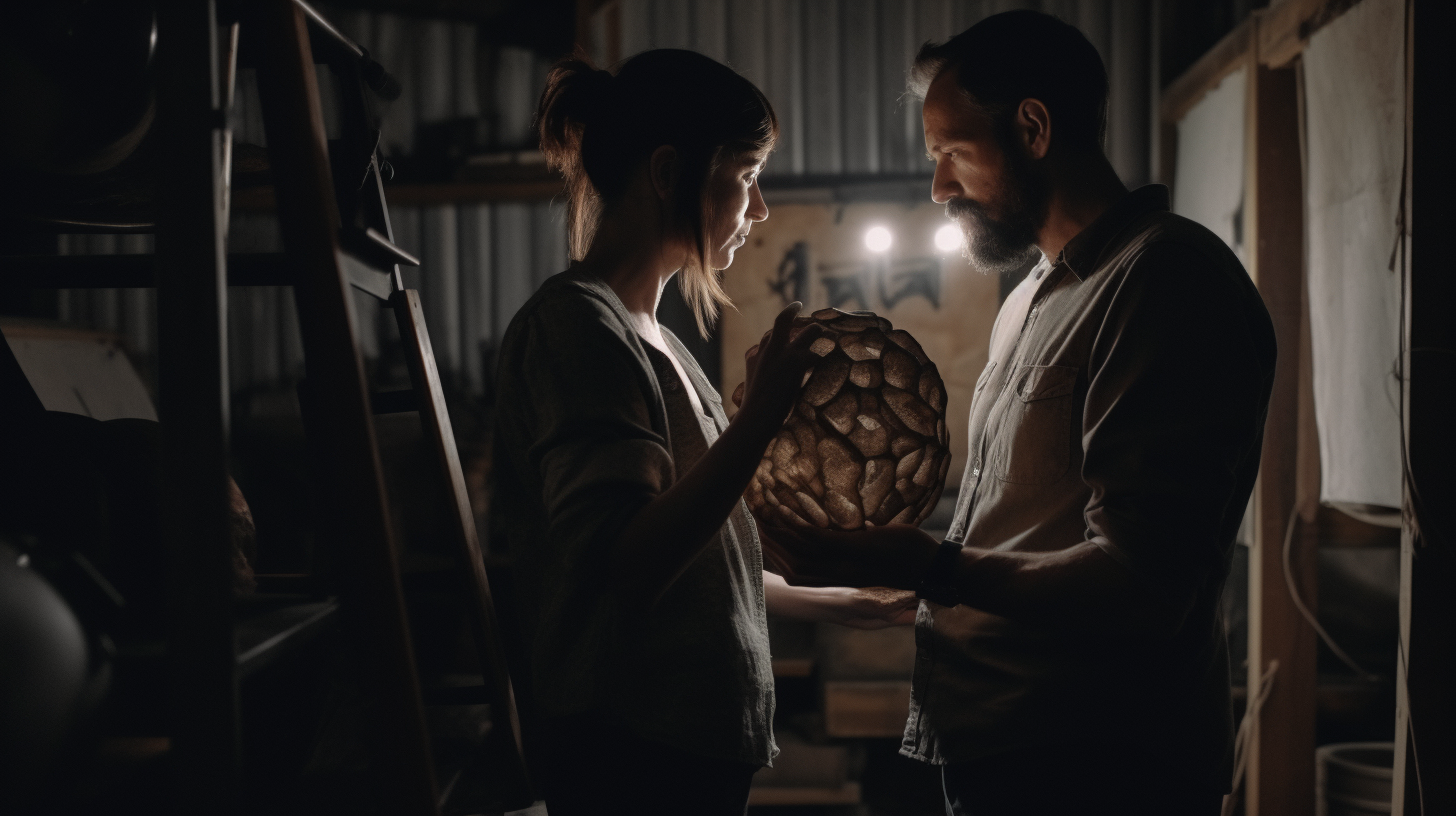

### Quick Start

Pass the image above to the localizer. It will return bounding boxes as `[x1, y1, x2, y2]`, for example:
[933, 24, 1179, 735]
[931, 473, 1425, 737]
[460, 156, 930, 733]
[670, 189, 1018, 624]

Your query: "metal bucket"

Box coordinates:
[1316, 742, 1394, 816]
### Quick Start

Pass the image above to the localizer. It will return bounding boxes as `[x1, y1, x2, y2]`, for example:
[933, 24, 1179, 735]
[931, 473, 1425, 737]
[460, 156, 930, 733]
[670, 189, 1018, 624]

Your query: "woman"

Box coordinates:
[491, 49, 913, 814]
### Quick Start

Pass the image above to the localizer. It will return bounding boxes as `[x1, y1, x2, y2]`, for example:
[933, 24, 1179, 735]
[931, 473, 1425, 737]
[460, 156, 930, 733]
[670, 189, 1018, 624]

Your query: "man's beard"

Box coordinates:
[945, 147, 1049, 275]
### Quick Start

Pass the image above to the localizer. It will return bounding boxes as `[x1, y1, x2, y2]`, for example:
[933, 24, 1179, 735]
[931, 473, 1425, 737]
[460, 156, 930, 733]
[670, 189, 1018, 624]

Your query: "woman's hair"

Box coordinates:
[536, 49, 778, 338]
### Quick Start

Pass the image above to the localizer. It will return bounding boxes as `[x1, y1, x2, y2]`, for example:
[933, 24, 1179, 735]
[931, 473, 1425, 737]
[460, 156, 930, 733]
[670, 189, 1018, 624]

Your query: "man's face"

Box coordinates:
[922, 69, 1047, 273]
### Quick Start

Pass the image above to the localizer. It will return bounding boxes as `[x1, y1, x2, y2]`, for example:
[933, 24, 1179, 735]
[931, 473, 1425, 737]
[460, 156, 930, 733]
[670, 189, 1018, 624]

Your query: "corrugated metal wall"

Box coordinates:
[594, 0, 1152, 186]
[55, 0, 1152, 398]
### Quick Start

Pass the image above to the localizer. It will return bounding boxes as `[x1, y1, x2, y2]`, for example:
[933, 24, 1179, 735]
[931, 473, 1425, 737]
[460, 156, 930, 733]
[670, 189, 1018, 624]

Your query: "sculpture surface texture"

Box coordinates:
[733, 309, 951, 530]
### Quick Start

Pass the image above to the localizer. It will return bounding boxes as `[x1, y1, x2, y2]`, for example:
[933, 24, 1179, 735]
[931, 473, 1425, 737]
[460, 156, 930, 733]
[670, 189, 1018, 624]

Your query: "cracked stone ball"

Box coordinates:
[732, 308, 951, 530]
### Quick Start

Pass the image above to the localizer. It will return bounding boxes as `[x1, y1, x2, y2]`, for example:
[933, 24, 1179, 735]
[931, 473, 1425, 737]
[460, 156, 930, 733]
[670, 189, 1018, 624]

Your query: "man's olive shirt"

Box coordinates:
[902, 185, 1276, 791]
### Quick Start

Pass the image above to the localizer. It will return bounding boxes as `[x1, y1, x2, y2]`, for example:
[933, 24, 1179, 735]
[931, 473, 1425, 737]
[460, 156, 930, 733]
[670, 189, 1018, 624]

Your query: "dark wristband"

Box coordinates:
[916, 539, 963, 607]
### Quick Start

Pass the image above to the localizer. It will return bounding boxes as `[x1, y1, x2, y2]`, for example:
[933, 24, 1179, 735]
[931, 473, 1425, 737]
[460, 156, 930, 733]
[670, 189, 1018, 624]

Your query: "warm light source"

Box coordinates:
[864, 226, 893, 252]
[935, 223, 963, 253]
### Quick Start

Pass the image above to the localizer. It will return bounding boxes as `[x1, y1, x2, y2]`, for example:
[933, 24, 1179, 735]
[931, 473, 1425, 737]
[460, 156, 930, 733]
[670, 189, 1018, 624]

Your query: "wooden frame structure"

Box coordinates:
[1158, 1, 1451, 814]
[0, 2, 531, 812]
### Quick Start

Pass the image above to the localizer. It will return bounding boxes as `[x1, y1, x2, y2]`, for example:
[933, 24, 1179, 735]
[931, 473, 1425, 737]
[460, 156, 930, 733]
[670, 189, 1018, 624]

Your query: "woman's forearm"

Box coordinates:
[611, 408, 779, 607]
[763, 570, 842, 620]
[764, 571, 917, 628]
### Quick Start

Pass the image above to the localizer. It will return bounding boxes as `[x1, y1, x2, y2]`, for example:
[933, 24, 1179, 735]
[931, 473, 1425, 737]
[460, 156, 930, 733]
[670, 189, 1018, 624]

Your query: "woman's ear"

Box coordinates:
[648, 145, 680, 202]
[1017, 98, 1052, 160]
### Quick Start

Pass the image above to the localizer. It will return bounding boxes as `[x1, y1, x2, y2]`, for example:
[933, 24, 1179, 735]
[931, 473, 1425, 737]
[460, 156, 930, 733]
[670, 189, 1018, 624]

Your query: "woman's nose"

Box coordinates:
[748, 180, 769, 222]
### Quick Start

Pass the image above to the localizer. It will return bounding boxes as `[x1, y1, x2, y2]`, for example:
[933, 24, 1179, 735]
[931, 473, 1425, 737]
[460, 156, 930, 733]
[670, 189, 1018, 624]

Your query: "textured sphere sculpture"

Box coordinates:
[734, 308, 951, 530]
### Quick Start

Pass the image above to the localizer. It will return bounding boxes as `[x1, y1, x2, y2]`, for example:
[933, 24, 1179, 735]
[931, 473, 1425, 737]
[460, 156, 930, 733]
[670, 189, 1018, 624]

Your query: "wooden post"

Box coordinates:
[1243, 39, 1318, 816]
[154, 1, 240, 811]
[1394, 1, 1456, 813]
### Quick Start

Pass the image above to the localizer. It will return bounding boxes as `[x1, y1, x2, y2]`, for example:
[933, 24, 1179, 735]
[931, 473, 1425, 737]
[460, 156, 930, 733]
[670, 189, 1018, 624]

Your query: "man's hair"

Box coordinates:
[908, 10, 1109, 153]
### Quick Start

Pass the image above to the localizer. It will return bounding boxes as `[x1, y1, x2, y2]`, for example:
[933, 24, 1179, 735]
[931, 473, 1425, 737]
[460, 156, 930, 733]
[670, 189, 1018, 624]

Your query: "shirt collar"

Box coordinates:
[1054, 184, 1171, 281]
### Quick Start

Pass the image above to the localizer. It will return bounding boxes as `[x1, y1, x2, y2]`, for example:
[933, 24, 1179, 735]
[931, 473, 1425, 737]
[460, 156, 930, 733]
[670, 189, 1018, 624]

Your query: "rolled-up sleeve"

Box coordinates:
[512, 292, 675, 559]
[1080, 240, 1275, 602]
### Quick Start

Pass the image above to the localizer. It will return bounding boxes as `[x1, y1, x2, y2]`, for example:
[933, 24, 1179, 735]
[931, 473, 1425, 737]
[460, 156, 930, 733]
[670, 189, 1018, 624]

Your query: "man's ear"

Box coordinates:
[648, 145, 679, 202]
[1017, 98, 1052, 160]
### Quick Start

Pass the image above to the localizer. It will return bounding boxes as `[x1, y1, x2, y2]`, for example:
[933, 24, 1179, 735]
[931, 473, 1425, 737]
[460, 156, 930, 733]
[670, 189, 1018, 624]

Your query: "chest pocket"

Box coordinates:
[990, 363, 1079, 486]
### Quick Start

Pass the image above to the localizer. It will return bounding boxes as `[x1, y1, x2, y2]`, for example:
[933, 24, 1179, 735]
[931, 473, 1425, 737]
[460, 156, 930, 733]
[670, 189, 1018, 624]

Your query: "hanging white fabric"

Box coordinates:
[1303, 0, 1405, 520]
[1173, 66, 1246, 262]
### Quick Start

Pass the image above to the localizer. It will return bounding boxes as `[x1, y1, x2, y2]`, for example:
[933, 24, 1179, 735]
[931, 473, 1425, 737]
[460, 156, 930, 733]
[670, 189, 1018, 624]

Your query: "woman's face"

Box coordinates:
[702, 153, 769, 270]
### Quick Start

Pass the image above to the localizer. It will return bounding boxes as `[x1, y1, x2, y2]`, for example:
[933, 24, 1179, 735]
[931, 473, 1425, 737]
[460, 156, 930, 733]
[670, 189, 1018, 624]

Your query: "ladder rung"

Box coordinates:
[342, 226, 420, 269]
[370, 389, 418, 415]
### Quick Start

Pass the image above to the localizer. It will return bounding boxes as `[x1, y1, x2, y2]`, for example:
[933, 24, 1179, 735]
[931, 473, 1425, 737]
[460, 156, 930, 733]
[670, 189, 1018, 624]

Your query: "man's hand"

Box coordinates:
[759, 522, 942, 591]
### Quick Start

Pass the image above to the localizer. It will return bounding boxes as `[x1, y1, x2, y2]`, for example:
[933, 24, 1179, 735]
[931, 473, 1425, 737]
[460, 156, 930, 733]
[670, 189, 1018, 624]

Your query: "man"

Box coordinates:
[764, 11, 1276, 816]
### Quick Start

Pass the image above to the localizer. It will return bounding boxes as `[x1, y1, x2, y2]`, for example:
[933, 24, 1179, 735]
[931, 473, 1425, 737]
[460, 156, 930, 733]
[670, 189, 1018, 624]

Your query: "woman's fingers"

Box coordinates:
[767, 301, 804, 350]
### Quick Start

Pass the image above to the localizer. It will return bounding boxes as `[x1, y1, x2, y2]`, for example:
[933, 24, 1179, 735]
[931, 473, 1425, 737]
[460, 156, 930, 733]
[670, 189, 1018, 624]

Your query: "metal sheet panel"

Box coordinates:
[453, 23, 481, 119]
[620, 0, 653, 65]
[803, 0, 842, 174]
[726, 0, 768, 86]
[459, 204, 493, 394]
[652, 0, 692, 50]
[372, 14, 418, 157]
[492, 203, 534, 349]
[841, 0, 879, 174]
[763, 0, 805, 175]
[692, 0, 729, 63]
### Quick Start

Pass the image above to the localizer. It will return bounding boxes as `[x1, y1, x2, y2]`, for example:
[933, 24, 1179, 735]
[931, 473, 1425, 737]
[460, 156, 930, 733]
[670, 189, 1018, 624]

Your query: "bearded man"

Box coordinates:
[764, 11, 1277, 816]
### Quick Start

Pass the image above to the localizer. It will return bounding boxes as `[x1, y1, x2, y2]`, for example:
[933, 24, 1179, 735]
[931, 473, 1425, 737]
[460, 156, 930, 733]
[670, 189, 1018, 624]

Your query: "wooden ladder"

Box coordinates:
[0, 1, 530, 812]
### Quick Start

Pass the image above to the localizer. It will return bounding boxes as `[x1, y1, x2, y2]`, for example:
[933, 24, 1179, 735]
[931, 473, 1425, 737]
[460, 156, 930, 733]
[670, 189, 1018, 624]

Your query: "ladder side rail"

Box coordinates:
[249, 2, 438, 813]
[391, 290, 534, 807]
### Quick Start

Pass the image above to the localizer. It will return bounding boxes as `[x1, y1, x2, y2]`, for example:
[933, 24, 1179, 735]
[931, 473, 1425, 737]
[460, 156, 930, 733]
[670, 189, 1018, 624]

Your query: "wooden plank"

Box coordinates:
[1160, 14, 1255, 124]
[153, 1, 241, 810]
[392, 289, 533, 808]
[1259, 0, 1374, 68]
[1395, 2, 1456, 813]
[1243, 53, 1317, 816]
[251, 3, 439, 813]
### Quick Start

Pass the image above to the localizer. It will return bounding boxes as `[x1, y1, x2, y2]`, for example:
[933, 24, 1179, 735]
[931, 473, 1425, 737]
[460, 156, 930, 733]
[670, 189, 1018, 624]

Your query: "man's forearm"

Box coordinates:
[949, 540, 1184, 637]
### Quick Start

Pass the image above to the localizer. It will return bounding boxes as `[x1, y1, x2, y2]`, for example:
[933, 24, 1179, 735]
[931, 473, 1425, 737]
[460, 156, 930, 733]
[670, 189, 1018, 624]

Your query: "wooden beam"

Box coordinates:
[1260, 0, 1367, 68]
[1160, 14, 1255, 124]
[1243, 45, 1319, 816]
[1162, 0, 1373, 124]
[1395, 1, 1456, 813]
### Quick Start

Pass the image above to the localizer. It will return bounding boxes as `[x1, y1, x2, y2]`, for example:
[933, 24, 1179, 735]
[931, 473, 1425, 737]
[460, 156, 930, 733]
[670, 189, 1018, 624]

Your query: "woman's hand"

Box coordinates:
[735, 302, 830, 429]
[762, 571, 917, 629]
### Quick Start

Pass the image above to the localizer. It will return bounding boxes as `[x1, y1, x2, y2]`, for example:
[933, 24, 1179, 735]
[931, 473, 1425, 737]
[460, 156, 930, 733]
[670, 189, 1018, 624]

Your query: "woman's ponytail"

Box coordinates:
[535, 59, 614, 259]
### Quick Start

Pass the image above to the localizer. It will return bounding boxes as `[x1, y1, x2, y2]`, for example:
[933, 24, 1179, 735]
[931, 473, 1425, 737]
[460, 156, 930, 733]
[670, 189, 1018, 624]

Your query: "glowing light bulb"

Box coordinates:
[935, 223, 963, 252]
[864, 226, 893, 252]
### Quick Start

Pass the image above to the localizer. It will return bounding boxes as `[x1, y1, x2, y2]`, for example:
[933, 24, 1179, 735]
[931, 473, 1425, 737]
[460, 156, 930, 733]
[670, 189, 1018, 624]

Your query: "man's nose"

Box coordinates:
[930, 161, 959, 204]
